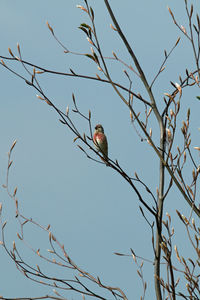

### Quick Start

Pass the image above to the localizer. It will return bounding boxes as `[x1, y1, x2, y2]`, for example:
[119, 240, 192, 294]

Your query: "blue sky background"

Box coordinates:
[0, 0, 200, 299]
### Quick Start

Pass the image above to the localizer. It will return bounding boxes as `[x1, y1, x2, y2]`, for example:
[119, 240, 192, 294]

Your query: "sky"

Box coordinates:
[0, 0, 200, 299]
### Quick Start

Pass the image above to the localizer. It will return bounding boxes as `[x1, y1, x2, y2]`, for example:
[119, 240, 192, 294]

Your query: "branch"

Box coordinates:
[0, 55, 151, 106]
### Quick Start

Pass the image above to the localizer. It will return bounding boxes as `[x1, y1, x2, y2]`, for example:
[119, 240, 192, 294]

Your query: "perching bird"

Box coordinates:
[93, 124, 108, 162]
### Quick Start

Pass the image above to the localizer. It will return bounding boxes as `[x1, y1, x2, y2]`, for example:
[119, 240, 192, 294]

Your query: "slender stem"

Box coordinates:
[103, 0, 162, 126]
[154, 131, 165, 300]
[103, 2, 164, 299]
[102, 11, 200, 300]
[184, 1, 200, 77]
[0, 56, 151, 106]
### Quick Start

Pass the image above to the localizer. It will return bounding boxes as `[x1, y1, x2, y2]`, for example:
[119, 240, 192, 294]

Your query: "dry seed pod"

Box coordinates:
[66, 106, 69, 116]
[76, 5, 88, 13]
[194, 146, 200, 151]
[10, 140, 17, 151]
[170, 109, 174, 117]
[46, 21, 54, 35]
[181, 25, 187, 34]
[110, 24, 117, 31]
[166, 128, 172, 143]
[8, 47, 14, 57]
[112, 51, 118, 59]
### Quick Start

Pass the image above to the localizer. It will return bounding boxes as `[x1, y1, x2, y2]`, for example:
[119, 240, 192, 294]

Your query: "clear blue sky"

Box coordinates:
[0, 0, 199, 299]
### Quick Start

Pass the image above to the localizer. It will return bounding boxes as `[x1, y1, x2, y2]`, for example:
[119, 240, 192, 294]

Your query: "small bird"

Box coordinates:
[93, 124, 108, 163]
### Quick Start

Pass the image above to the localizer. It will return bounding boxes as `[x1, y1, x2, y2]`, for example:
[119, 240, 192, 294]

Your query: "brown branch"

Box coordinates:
[0, 296, 64, 300]
[0, 56, 151, 106]
[103, 2, 164, 299]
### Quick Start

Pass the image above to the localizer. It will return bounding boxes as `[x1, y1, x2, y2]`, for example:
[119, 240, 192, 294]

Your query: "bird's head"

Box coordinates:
[95, 124, 104, 133]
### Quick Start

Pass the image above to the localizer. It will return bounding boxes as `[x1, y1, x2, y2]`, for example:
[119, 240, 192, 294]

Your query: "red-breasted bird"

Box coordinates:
[93, 124, 108, 162]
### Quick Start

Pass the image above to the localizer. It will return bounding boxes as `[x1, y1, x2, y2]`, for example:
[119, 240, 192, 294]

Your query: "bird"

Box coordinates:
[93, 124, 108, 163]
